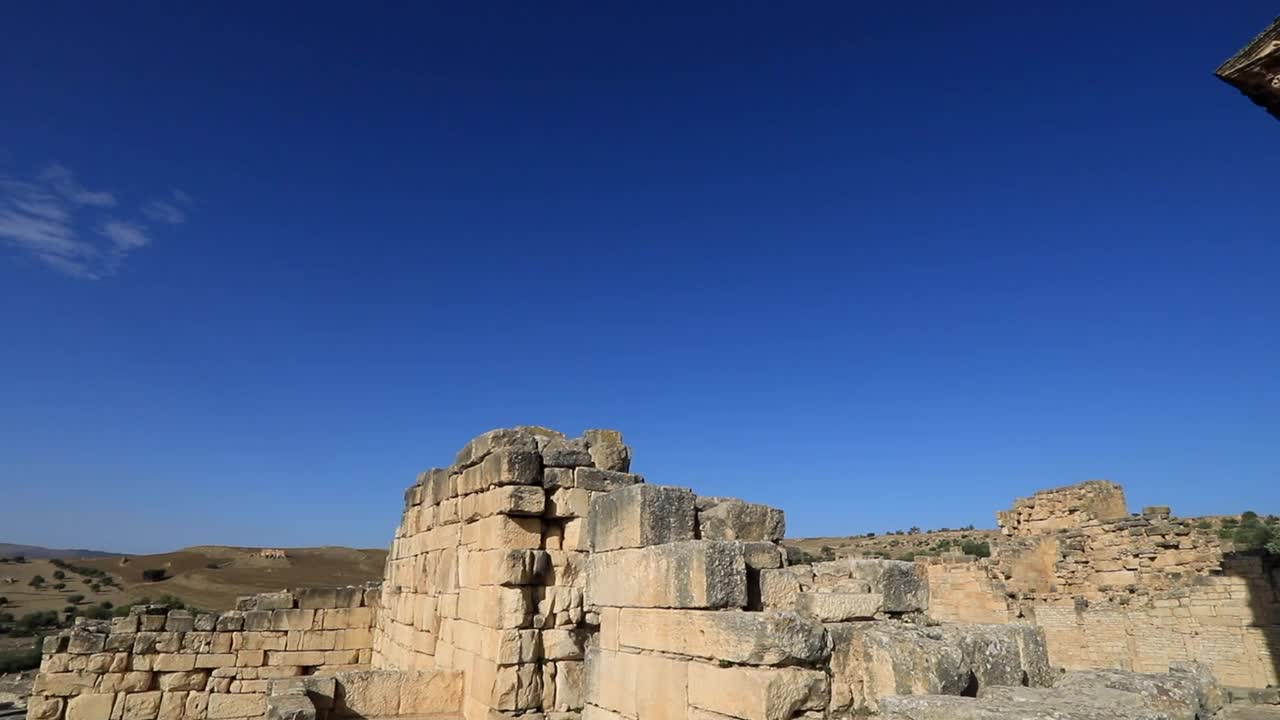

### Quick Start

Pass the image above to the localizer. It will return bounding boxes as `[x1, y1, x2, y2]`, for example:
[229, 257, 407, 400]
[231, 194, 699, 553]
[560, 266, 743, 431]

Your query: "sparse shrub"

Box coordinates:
[52, 570, 65, 580]
[52, 582, 66, 590]
[908, 526, 921, 535]
[206, 562, 221, 570]
[1233, 524, 1272, 551]
[898, 551, 917, 561]
[90, 583, 101, 593]
[64, 605, 78, 617]
[67, 594, 85, 605]
[0, 596, 8, 606]
[82, 603, 113, 620]
[0, 641, 41, 672]
[1241, 511, 1260, 525]
[14, 555, 26, 563]
[961, 540, 992, 558]
[29, 575, 44, 588]
[14, 610, 59, 635]
[157, 595, 185, 610]
[142, 568, 168, 582]
[1195, 519, 1213, 530]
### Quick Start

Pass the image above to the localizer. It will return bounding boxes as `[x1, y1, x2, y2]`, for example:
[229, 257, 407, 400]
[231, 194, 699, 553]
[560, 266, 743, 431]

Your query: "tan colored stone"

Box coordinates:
[586, 542, 747, 609]
[635, 654, 688, 720]
[157, 693, 186, 720]
[26, 696, 64, 720]
[205, 694, 265, 720]
[687, 664, 828, 720]
[67, 694, 115, 720]
[462, 515, 543, 550]
[123, 692, 163, 720]
[153, 655, 196, 673]
[617, 609, 827, 665]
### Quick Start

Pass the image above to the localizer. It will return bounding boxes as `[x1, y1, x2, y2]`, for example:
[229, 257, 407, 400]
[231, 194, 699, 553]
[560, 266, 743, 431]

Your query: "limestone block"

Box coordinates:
[253, 593, 295, 611]
[588, 485, 696, 551]
[541, 629, 587, 660]
[827, 560, 927, 613]
[213, 614, 244, 633]
[543, 467, 576, 490]
[563, 518, 590, 551]
[183, 694, 208, 720]
[67, 632, 107, 655]
[794, 592, 883, 622]
[294, 587, 363, 610]
[67, 694, 115, 720]
[462, 515, 543, 550]
[242, 613, 273, 633]
[141, 616, 166, 632]
[26, 696, 64, 720]
[634, 654, 688, 720]
[158, 672, 209, 692]
[33, 672, 99, 697]
[263, 695, 313, 720]
[584, 429, 632, 472]
[546, 488, 592, 519]
[193, 655, 237, 670]
[584, 646, 637, 717]
[454, 428, 540, 470]
[319, 607, 372, 630]
[740, 543, 784, 570]
[463, 486, 547, 521]
[1056, 668, 1222, 720]
[236, 651, 265, 667]
[459, 549, 544, 587]
[112, 617, 140, 633]
[105, 634, 135, 653]
[554, 660, 585, 711]
[696, 499, 785, 542]
[586, 541, 747, 609]
[575, 468, 643, 493]
[583, 705, 630, 720]
[153, 655, 196, 673]
[543, 438, 593, 468]
[460, 448, 542, 494]
[269, 610, 315, 632]
[879, 694, 1168, 720]
[123, 692, 163, 720]
[617, 609, 827, 665]
[687, 664, 827, 720]
[205, 694, 265, 720]
[121, 672, 153, 693]
[165, 612, 195, 633]
[157, 693, 187, 720]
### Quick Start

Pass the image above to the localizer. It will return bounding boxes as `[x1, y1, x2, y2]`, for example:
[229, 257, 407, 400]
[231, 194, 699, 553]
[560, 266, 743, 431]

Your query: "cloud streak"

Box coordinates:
[0, 165, 190, 278]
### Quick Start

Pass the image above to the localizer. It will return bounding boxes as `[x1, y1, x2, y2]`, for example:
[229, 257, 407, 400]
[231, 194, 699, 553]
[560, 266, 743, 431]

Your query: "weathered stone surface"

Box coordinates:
[586, 541, 747, 609]
[808, 559, 926, 613]
[455, 428, 541, 469]
[575, 468, 643, 493]
[26, 696, 64, 720]
[588, 484, 696, 551]
[880, 694, 1169, 720]
[827, 622, 1051, 715]
[264, 695, 314, 720]
[1056, 667, 1222, 720]
[696, 498, 785, 542]
[795, 592, 882, 622]
[583, 429, 631, 472]
[687, 663, 828, 720]
[617, 609, 827, 666]
[66, 694, 114, 720]
[205, 693, 265, 720]
[543, 438, 593, 468]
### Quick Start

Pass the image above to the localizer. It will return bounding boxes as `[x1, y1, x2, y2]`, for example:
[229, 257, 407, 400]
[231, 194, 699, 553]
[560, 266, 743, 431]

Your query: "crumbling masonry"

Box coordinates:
[28, 428, 1267, 720]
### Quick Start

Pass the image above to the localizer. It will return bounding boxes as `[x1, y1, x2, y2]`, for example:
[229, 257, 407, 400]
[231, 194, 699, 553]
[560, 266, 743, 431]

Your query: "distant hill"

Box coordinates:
[0, 543, 123, 559]
[0, 545, 387, 614]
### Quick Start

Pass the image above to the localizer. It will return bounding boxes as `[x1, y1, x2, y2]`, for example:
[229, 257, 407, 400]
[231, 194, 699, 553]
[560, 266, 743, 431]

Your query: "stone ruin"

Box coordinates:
[25, 427, 1274, 720]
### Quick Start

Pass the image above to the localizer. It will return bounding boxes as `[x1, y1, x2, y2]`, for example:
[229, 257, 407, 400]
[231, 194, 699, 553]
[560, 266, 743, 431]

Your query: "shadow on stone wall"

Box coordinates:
[1222, 550, 1279, 688]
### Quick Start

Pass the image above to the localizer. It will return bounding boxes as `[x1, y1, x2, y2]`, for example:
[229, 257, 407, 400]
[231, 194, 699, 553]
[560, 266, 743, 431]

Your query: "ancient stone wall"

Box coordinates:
[925, 481, 1280, 688]
[996, 480, 1129, 537]
[27, 587, 381, 720]
[372, 428, 641, 720]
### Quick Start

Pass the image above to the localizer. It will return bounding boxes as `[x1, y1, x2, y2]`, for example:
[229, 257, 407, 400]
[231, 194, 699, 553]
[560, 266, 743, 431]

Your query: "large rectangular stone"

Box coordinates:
[461, 515, 543, 550]
[586, 541, 747, 609]
[687, 664, 828, 720]
[574, 468, 643, 492]
[461, 486, 546, 521]
[206, 694, 265, 720]
[696, 498, 785, 542]
[588, 485, 696, 551]
[617, 609, 827, 665]
[795, 593, 883, 622]
[67, 694, 115, 720]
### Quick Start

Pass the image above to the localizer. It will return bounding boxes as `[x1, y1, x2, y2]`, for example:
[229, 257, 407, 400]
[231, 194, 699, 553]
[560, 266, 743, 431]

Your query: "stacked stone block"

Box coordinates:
[28, 588, 379, 720]
[372, 428, 643, 720]
[996, 480, 1129, 537]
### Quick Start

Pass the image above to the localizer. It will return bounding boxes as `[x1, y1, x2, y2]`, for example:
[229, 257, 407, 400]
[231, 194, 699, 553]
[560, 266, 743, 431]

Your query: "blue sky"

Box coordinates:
[1, 3, 1276, 554]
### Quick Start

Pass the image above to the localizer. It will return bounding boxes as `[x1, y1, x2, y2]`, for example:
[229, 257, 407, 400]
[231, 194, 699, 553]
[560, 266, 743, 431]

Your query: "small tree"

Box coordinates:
[141, 568, 168, 582]
[52, 582, 66, 590]
[67, 594, 86, 605]
[52, 570, 65, 580]
[28, 575, 44, 587]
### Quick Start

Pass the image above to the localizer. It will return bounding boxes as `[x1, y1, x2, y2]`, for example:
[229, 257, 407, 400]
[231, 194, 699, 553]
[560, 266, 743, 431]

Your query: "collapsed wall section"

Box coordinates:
[996, 480, 1129, 537]
[27, 588, 380, 720]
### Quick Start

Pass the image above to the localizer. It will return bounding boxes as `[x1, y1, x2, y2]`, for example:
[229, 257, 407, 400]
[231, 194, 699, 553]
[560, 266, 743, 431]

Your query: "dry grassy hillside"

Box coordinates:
[0, 546, 386, 616]
[787, 527, 1000, 563]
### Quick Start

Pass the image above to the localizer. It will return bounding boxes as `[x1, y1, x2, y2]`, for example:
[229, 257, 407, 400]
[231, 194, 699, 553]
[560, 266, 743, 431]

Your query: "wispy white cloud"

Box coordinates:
[39, 164, 117, 208]
[100, 220, 151, 250]
[142, 200, 185, 225]
[0, 164, 190, 279]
